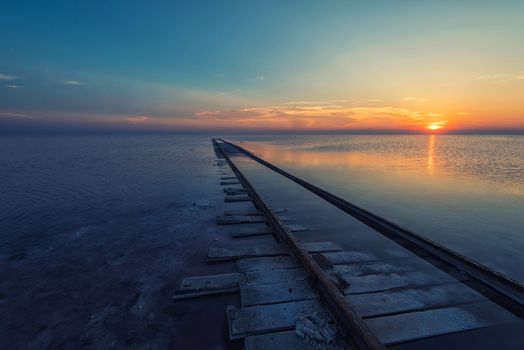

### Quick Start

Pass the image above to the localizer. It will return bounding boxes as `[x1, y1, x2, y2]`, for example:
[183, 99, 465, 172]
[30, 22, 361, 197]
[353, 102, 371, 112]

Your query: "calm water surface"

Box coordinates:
[0, 135, 216, 257]
[0, 134, 227, 348]
[231, 134, 524, 282]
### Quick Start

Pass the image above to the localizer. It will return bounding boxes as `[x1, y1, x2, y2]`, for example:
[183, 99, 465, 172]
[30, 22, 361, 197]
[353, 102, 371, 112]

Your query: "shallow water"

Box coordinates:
[230, 134, 524, 282]
[0, 134, 236, 349]
[1, 133, 523, 347]
[0, 135, 216, 256]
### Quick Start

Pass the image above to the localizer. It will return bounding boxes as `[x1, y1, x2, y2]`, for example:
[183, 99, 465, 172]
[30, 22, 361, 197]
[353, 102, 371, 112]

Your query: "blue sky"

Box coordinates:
[1, 1, 523, 132]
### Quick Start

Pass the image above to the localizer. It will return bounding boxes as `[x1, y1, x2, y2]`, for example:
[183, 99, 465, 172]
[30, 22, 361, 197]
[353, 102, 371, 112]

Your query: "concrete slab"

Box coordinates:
[237, 256, 298, 272]
[392, 321, 524, 350]
[216, 215, 267, 225]
[174, 272, 242, 299]
[332, 258, 432, 277]
[221, 181, 241, 185]
[231, 226, 274, 237]
[223, 209, 264, 216]
[227, 299, 328, 339]
[341, 270, 455, 295]
[244, 330, 349, 350]
[225, 195, 251, 202]
[345, 282, 485, 317]
[207, 244, 287, 263]
[223, 188, 247, 195]
[366, 301, 519, 344]
[243, 268, 307, 286]
[207, 241, 342, 262]
[231, 224, 308, 238]
[240, 280, 317, 306]
[320, 251, 380, 266]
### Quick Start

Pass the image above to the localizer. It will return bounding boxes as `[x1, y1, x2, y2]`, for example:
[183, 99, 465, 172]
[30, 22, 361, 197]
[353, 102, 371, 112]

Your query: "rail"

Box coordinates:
[213, 138, 386, 350]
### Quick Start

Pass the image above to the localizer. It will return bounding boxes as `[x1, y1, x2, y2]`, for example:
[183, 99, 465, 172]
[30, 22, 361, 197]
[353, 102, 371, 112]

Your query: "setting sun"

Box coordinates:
[426, 123, 445, 131]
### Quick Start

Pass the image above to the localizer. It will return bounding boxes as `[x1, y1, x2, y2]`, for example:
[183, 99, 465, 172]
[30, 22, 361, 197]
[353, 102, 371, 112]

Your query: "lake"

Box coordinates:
[230, 134, 524, 282]
[1, 133, 523, 348]
[0, 134, 227, 348]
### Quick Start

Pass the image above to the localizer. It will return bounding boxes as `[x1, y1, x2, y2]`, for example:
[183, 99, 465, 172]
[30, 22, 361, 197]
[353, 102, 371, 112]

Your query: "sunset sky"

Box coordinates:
[1, 1, 523, 133]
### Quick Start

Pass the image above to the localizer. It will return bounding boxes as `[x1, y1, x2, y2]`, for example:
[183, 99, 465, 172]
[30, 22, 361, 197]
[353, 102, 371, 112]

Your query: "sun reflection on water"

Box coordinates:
[238, 135, 524, 194]
[427, 135, 436, 176]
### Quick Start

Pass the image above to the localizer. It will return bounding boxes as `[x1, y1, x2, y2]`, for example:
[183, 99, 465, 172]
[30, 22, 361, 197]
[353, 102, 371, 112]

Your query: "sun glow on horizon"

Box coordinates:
[426, 122, 446, 131]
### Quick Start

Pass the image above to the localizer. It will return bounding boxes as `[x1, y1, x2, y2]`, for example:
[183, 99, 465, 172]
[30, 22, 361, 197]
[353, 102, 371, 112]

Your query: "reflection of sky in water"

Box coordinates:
[235, 135, 524, 188]
[232, 135, 524, 282]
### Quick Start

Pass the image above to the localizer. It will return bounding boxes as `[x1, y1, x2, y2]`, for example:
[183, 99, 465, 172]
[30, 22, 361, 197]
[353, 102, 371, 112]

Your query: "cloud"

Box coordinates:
[7, 85, 22, 89]
[126, 116, 150, 123]
[61, 80, 87, 86]
[0, 73, 20, 80]
[283, 100, 326, 105]
[476, 73, 524, 83]
[403, 96, 428, 104]
[194, 103, 440, 130]
[0, 112, 32, 118]
[217, 88, 242, 96]
[283, 99, 349, 106]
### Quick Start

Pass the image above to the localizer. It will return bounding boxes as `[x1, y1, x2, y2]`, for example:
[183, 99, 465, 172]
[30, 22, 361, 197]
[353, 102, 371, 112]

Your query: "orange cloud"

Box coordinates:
[126, 116, 151, 123]
[193, 103, 447, 130]
[476, 73, 524, 84]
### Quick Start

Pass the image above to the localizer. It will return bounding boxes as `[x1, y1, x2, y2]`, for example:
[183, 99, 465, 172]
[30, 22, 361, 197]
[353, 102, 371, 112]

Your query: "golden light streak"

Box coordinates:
[427, 135, 436, 176]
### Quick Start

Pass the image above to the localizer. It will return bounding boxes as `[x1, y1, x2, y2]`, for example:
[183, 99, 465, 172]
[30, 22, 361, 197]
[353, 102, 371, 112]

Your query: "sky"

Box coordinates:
[1, 0, 523, 133]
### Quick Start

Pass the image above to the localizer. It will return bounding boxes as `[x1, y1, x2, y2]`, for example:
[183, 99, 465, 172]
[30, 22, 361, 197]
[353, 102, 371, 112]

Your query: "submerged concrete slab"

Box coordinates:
[224, 195, 251, 202]
[284, 224, 309, 232]
[243, 268, 308, 286]
[221, 181, 241, 185]
[345, 282, 485, 318]
[332, 258, 432, 277]
[227, 299, 328, 339]
[341, 270, 455, 295]
[223, 188, 247, 195]
[174, 272, 242, 299]
[231, 224, 308, 238]
[240, 280, 317, 306]
[237, 256, 298, 272]
[218, 214, 288, 224]
[223, 209, 264, 216]
[216, 215, 267, 225]
[244, 330, 349, 350]
[207, 244, 287, 263]
[318, 249, 417, 267]
[231, 226, 274, 237]
[319, 251, 380, 266]
[366, 301, 519, 344]
[393, 321, 524, 350]
[207, 241, 342, 262]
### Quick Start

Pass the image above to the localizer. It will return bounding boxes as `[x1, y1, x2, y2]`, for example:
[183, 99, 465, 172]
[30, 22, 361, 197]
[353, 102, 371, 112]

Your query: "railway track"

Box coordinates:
[174, 138, 524, 349]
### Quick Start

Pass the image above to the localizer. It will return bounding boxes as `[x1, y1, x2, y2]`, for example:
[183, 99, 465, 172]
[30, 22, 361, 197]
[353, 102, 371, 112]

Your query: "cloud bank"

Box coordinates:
[61, 80, 87, 86]
[476, 73, 524, 84]
[193, 102, 441, 130]
[0, 73, 20, 80]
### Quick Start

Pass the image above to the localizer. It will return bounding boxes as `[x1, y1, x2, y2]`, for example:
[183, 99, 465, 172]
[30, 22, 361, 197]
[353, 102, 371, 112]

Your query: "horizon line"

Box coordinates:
[1, 128, 524, 136]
